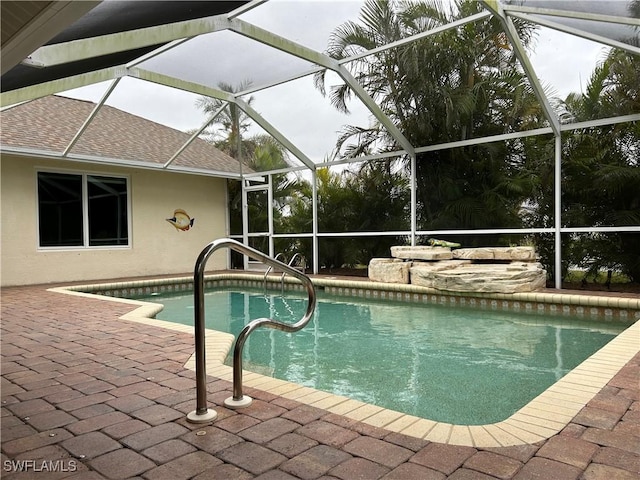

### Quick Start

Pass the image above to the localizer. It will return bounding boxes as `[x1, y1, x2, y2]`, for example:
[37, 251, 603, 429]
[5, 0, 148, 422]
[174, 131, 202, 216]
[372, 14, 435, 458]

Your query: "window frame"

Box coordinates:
[36, 168, 132, 250]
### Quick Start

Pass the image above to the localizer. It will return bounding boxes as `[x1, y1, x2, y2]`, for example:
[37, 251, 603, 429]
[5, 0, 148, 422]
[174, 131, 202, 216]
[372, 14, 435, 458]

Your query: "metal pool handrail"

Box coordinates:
[263, 252, 307, 294]
[278, 254, 307, 294]
[288, 253, 306, 274]
[186, 238, 316, 423]
[288, 253, 305, 270]
[263, 252, 287, 292]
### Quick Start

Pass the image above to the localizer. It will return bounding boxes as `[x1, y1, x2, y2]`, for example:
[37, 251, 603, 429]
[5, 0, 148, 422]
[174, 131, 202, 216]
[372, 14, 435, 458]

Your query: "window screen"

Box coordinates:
[87, 175, 128, 246]
[37, 172, 129, 248]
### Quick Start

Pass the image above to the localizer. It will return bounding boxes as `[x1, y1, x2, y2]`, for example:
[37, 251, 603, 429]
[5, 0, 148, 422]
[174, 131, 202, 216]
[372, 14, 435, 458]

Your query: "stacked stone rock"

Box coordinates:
[368, 246, 547, 293]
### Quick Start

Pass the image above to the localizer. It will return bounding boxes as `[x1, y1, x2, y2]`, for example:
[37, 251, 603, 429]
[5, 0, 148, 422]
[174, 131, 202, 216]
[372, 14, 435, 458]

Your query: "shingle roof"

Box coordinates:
[0, 95, 245, 175]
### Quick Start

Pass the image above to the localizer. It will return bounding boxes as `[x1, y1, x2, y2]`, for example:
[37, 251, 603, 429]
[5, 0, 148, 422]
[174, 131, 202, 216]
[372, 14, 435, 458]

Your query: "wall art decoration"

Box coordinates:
[166, 209, 195, 231]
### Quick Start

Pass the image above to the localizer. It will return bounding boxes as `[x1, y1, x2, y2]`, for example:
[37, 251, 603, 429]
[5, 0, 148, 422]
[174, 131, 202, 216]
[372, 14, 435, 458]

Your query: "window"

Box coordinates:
[37, 171, 129, 248]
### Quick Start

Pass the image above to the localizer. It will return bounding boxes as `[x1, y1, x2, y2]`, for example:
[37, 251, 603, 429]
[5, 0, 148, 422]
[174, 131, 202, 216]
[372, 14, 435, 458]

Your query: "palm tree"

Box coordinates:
[281, 161, 410, 270]
[315, 0, 544, 242]
[195, 80, 254, 158]
[557, 49, 640, 281]
[195, 83, 306, 264]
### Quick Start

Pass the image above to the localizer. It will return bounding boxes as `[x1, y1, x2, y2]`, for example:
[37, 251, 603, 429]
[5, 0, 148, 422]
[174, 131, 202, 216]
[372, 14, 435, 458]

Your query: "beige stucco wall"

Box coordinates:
[1, 155, 230, 286]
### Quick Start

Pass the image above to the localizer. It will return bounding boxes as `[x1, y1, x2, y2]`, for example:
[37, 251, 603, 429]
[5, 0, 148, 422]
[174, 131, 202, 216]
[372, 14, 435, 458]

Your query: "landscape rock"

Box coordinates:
[368, 258, 410, 284]
[390, 246, 453, 261]
[410, 261, 546, 293]
[452, 246, 537, 261]
[371, 245, 546, 292]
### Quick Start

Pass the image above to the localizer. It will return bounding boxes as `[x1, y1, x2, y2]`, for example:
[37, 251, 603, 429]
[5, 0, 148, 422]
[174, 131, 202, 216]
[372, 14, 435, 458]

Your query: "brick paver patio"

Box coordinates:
[2, 283, 638, 479]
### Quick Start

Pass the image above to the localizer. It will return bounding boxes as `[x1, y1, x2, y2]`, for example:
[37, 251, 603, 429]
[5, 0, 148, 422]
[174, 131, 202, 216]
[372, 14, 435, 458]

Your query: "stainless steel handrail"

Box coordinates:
[263, 253, 287, 292]
[288, 253, 306, 274]
[186, 238, 316, 423]
[275, 254, 307, 293]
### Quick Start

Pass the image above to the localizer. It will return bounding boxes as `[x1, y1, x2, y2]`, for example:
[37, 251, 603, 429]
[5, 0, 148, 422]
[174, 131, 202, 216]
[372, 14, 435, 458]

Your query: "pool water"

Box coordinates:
[136, 288, 628, 424]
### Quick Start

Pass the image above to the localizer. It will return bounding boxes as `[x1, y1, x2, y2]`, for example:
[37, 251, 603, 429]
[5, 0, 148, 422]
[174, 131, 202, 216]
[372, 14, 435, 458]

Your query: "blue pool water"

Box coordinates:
[135, 288, 627, 424]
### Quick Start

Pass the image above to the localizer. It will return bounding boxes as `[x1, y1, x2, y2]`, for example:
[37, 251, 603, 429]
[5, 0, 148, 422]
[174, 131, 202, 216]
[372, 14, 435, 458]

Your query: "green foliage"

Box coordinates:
[196, 81, 255, 159]
[315, 0, 546, 248]
[565, 269, 631, 285]
[208, 3, 640, 282]
[312, 0, 639, 281]
[281, 163, 409, 269]
[551, 50, 639, 281]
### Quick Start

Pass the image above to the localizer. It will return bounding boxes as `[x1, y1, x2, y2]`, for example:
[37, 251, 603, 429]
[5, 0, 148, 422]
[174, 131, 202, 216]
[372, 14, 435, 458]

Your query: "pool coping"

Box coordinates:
[48, 273, 640, 448]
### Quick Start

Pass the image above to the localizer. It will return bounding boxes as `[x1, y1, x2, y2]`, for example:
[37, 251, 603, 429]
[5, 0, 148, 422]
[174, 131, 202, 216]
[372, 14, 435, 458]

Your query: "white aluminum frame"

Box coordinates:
[2, 0, 638, 288]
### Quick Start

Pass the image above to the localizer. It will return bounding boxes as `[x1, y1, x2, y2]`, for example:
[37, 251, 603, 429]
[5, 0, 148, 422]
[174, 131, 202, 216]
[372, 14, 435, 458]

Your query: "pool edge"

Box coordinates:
[48, 279, 640, 448]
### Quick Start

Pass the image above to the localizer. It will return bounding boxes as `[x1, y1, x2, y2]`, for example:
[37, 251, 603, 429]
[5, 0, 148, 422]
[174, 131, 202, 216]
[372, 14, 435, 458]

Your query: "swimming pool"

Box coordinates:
[132, 287, 629, 425]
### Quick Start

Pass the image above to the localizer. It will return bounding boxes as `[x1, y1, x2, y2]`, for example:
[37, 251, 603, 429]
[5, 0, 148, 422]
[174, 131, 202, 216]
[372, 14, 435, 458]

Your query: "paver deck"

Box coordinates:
[2, 280, 639, 479]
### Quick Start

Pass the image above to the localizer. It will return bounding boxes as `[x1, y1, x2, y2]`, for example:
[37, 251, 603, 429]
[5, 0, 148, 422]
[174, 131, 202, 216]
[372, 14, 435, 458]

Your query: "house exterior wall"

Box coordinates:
[1, 155, 230, 286]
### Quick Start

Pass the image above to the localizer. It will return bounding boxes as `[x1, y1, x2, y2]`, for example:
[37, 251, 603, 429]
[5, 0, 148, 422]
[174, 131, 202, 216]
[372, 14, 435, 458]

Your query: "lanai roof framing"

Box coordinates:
[1, 0, 639, 285]
[2, 0, 639, 172]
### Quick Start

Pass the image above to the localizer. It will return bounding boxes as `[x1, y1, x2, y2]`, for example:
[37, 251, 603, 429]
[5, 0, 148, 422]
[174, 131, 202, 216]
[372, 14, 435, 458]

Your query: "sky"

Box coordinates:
[61, 1, 615, 164]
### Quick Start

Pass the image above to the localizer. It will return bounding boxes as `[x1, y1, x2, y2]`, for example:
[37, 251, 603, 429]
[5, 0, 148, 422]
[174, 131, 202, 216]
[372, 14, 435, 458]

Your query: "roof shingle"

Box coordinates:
[0, 95, 244, 175]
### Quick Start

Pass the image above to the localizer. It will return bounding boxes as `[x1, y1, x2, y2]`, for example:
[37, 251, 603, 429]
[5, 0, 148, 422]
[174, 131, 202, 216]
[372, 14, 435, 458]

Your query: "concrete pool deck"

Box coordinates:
[2, 277, 639, 479]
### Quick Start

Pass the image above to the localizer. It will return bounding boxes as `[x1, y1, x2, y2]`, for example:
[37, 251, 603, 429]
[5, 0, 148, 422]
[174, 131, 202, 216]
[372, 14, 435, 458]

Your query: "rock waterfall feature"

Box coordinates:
[369, 246, 546, 293]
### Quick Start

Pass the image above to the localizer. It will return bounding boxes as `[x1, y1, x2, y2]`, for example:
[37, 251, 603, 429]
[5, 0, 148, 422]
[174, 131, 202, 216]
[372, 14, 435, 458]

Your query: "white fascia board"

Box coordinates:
[0, 146, 67, 159]
[1, 146, 162, 170]
[65, 153, 166, 170]
[481, 1, 561, 136]
[0, 66, 124, 107]
[510, 12, 640, 56]
[129, 68, 236, 102]
[163, 165, 243, 179]
[1, 146, 242, 179]
[24, 16, 233, 68]
[235, 98, 316, 171]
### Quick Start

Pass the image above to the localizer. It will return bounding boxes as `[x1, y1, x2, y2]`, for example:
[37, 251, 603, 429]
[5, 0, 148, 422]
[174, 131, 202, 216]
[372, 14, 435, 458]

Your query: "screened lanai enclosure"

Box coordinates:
[2, 0, 639, 288]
